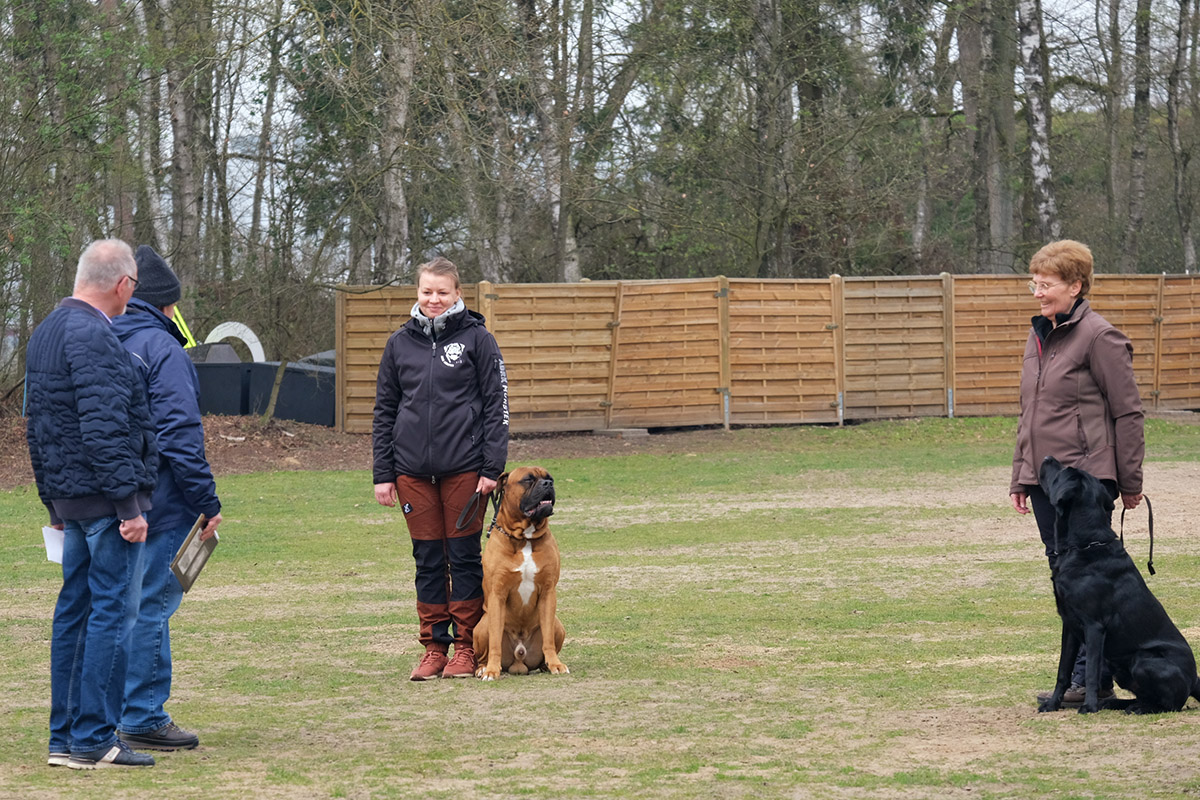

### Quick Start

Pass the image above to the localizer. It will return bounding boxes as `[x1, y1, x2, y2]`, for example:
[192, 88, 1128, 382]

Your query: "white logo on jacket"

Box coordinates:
[441, 342, 465, 367]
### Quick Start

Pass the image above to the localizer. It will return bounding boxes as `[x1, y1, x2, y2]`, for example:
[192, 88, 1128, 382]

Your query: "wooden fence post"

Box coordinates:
[603, 282, 624, 429]
[941, 272, 956, 418]
[1152, 274, 1165, 410]
[716, 275, 731, 431]
[335, 287, 347, 432]
[478, 281, 496, 333]
[830, 274, 845, 425]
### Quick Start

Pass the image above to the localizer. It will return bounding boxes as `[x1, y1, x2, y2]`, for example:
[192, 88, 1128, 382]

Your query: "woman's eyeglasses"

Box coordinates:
[1027, 280, 1063, 294]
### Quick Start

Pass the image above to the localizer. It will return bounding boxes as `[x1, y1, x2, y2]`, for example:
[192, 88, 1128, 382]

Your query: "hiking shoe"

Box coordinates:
[442, 646, 476, 678]
[119, 722, 199, 751]
[47, 752, 70, 767]
[67, 740, 154, 769]
[410, 649, 449, 681]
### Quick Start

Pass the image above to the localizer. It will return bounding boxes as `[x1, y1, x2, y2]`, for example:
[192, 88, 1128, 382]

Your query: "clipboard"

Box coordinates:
[170, 514, 219, 592]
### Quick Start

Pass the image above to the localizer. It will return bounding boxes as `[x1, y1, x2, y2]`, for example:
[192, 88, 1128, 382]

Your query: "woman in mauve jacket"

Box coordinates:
[1010, 239, 1145, 705]
[372, 258, 509, 681]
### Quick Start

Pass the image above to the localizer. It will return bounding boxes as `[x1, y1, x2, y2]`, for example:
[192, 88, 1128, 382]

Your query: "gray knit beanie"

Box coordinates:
[133, 245, 182, 307]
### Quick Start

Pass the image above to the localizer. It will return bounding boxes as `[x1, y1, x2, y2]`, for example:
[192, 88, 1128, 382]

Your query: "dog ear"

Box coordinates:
[497, 471, 509, 491]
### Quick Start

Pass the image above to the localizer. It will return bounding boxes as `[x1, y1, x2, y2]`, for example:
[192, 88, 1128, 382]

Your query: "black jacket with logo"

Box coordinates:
[372, 308, 509, 484]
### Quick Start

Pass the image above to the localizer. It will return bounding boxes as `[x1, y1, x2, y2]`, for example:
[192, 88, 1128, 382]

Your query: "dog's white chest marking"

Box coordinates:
[513, 540, 538, 606]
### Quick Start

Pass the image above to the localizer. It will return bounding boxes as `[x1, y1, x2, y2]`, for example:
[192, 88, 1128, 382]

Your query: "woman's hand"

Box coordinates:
[476, 475, 497, 496]
[1121, 492, 1143, 510]
[1010, 491, 1030, 515]
[375, 482, 398, 507]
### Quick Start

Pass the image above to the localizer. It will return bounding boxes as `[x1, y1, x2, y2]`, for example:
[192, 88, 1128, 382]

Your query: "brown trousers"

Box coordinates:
[395, 472, 485, 650]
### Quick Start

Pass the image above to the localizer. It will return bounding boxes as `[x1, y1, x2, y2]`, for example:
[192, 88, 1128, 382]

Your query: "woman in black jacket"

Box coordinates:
[372, 258, 509, 680]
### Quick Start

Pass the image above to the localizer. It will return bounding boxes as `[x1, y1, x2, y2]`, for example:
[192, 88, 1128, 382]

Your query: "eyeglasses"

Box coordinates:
[1027, 280, 1064, 294]
[124, 274, 139, 288]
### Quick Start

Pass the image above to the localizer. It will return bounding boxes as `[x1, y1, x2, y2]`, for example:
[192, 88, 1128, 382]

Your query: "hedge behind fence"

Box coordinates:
[335, 274, 1200, 434]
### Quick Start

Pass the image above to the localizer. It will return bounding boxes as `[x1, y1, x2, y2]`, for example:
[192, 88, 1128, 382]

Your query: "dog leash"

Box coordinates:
[454, 489, 501, 533]
[1119, 495, 1155, 576]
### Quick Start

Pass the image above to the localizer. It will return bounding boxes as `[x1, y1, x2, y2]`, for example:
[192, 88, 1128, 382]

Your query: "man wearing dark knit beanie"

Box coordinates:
[112, 245, 221, 753]
[131, 245, 182, 308]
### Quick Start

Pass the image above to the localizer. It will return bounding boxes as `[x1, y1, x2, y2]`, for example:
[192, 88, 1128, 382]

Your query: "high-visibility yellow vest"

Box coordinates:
[173, 307, 199, 349]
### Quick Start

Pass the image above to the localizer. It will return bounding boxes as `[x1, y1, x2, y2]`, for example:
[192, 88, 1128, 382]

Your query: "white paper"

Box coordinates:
[42, 526, 64, 564]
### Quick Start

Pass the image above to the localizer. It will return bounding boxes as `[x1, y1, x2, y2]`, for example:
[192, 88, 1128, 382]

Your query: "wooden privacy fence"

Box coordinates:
[335, 274, 1200, 434]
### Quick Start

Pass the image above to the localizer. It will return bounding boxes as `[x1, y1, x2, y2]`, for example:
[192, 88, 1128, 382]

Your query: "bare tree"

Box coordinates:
[751, 0, 795, 278]
[1168, 0, 1196, 271]
[376, 4, 417, 282]
[1019, 0, 1060, 242]
[1119, 0, 1152, 273]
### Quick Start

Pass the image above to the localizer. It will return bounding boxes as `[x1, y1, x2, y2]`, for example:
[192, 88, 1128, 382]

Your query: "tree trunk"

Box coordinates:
[378, 12, 416, 282]
[260, 360, 288, 425]
[1102, 0, 1124, 227]
[443, 50, 499, 281]
[163, 0, 213, 278]
[520, 0, 580, 282]
[960, 0, 1017, 273]
[250, 0, 284, 274]
[1120, 0, 1152, 273]
[752, 0, 794, 278]
[1168, 0, 1197, 271]
[1018, 0, 1060, 242]
[99, 0, 136, 241]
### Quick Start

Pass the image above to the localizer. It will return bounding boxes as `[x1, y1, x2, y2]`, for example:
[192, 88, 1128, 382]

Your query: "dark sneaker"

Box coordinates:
[442, 647, 476, 678]
[119, 722, 199, 751]
[67, 740, 154, 769]
[410, 649, 449, 681]
[47, 752, 70, 767]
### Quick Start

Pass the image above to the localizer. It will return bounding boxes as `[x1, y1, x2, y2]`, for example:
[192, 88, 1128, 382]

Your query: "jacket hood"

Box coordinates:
[112, 297, 188, 347]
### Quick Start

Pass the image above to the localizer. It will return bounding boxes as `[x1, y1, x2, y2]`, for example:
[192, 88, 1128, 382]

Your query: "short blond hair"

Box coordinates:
[1029, 239, 1093, 297]
[415, 257, 460, 290]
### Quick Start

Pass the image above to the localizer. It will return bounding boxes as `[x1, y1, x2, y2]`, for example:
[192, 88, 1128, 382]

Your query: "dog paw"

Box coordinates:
[1037, 700, 1060, 713]
[546, 662, 569, 675]
[1077, 705, 1100, 715]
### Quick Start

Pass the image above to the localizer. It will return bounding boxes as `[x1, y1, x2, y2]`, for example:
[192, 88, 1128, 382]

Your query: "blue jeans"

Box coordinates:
[49, 516, 145, 753]
[121, 519, 191, 734]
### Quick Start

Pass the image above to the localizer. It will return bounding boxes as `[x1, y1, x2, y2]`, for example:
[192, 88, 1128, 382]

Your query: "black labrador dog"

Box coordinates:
[1038, 456, 1200, 714]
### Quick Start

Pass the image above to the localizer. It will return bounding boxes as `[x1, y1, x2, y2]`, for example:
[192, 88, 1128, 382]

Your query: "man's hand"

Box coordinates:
[1010, 491, 1030, 515]
[120, 515, 148, 543]
[199, 512, 222, 541]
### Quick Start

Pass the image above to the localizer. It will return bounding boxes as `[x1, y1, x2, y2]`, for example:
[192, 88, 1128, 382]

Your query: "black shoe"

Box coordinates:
[119, 722, 200, 751]
[67, 740, 155, 769]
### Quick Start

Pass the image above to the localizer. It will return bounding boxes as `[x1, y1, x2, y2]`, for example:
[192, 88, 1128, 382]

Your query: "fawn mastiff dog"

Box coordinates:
[1038, 456, 1200, 714]
[473, 466, 568, 680]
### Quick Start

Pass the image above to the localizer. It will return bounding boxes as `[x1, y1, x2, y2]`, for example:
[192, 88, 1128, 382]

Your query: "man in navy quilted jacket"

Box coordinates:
[25, 239, 159, 769]
[112, 246, 221, 753]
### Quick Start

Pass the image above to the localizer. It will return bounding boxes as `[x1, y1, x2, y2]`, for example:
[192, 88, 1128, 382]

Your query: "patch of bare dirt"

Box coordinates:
[0, 414, 728, 490]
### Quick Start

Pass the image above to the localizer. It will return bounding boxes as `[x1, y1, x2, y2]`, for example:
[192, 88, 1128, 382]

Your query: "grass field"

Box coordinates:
[2, 417, 1200, 799]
